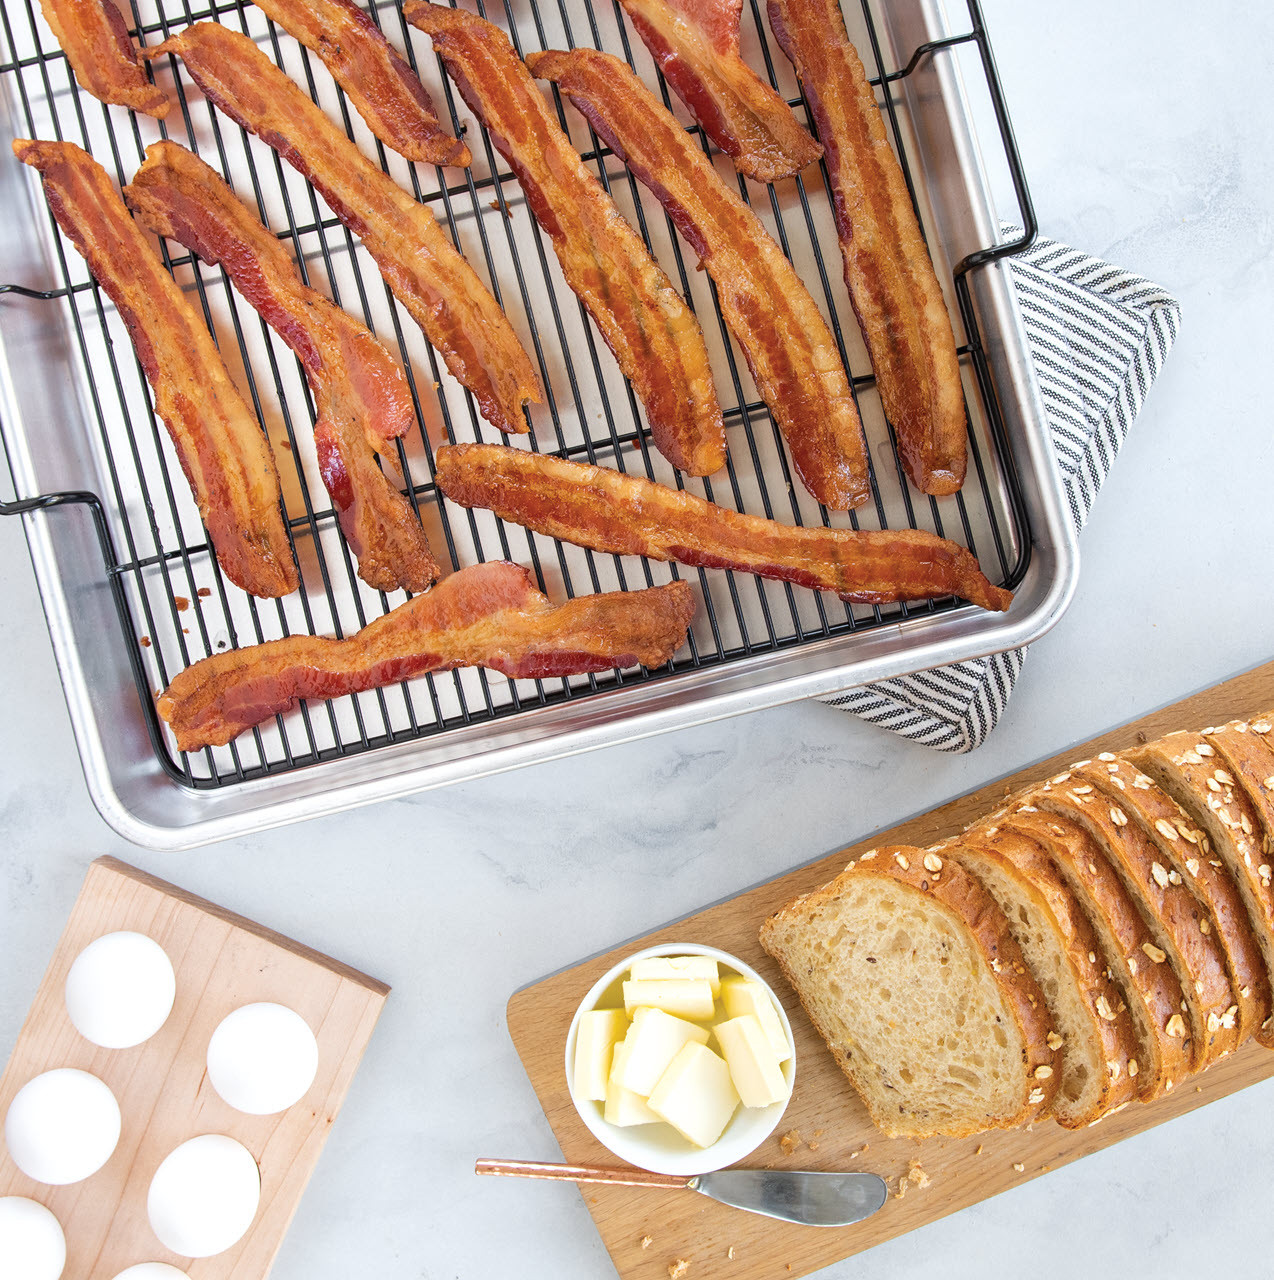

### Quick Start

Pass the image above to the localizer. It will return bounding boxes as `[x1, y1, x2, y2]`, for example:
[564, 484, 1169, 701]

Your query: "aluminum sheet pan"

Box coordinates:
[0, 0, 1077, 848]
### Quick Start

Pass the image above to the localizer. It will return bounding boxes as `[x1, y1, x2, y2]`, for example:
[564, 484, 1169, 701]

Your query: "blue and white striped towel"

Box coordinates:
[821, 231, 1182, 752]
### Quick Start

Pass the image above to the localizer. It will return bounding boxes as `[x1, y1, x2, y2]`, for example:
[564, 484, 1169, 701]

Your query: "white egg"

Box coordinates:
[4, 1069, 121, 1185]
[64, 931, 176, 1049]
[0, 1196, 66, 1280]
[206, 1003, 318, 1115]
[110, 1265, 189, 1279]
[147, 1134, 260, 1258]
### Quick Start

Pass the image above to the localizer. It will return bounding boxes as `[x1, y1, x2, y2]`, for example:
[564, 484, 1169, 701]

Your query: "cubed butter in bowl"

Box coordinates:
[564, 943, 796, 1176]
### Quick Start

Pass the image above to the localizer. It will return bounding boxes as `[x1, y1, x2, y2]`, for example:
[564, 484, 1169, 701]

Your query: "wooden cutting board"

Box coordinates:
[507, 660, 1274, 1280]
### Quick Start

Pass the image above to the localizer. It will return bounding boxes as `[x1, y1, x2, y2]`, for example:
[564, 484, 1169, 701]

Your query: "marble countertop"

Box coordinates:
[3, 1, 1272, 1276]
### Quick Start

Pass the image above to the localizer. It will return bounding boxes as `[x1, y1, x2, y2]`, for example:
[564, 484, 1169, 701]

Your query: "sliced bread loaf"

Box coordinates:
[759, 845, 1060, 1139]
[1071, 754, 1268, 1046]
[1135, 729, 1274, 1048]
[946, 824, 1140, 1127]
[1030, 778, 1240, 1071]
[995, 806, 1193, 1099]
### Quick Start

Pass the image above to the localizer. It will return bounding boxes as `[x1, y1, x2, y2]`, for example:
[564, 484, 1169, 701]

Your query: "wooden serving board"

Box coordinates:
[508, 660, 1274, 1280]
[0, 857, 389, 1279]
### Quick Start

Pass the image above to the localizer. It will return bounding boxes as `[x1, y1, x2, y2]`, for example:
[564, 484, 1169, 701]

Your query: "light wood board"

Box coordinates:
[508, 660, 1274, 1280]
[0, 856, 389, 1279]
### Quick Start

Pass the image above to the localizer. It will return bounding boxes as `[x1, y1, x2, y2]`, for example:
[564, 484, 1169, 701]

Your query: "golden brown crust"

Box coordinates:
[948, 825, 1141, 1125]
[761, 844, 1060, 1137]
[995, 806, 1193, 1100]
[1135, 730, 1274, 1049]
[1030, 781, 1240, 1072]
[1072, 755, 1268, 1048]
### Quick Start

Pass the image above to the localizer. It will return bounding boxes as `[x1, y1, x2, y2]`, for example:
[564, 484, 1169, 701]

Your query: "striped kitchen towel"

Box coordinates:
[821, 231, 1181, 752]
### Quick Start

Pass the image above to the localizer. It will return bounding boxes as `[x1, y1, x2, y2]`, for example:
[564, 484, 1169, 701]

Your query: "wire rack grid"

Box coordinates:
[0, 0, 1033, 791]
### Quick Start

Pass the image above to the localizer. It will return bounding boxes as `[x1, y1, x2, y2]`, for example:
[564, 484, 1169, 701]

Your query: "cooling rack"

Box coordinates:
[0, 0, 1078, 846]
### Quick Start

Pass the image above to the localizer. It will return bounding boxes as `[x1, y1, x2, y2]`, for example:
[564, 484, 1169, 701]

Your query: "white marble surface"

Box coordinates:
[3, 1, 1274, 1276]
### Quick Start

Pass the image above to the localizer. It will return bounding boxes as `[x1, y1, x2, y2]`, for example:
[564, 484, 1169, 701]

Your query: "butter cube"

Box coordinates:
[647, 1042, 740, 1148]
[629, 955, 721, 997]
[622, 978, 715, 1021]
[720, 976, 791, 1061]
[604, 1040, 661, 1126]
[613, 1007, 710, 1096]
[573, 1008, 629, 1102]
[714, 1014, 790, 1108]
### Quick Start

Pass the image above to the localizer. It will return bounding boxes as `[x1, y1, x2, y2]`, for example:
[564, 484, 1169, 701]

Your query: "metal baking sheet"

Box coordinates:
[0, 0, 1077, 848]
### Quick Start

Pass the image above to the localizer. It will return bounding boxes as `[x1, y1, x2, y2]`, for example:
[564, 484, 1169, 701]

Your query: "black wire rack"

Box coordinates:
[0, 0, 1035, 791]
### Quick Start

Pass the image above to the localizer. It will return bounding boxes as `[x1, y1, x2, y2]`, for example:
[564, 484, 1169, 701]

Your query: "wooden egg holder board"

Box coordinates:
[0, 857, 389, 1279]
[508, 660, 1274, 1280]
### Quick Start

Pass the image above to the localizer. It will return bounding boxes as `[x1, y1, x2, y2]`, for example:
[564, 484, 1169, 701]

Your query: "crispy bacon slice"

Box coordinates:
[434, 444, 1012, 612]
[403, 3, 725, 477]
[529, 48, 869, 510]
[768, 0, 966, 495]
[14, 138, 297, 597]
[150, 23, 541, 436]
[617, 0, 820, 182]
[248, 0, 469, 166]
[157, 560, 696, 750]
[39, 0, 169, 117]
[124, 140, 442, 595]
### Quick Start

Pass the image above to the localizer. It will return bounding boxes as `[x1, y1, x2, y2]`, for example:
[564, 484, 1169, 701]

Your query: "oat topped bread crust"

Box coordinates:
[946, 823, 1141, 1127]
[993, 805, 1193, 1100]
[1029, 779, 1240, 1071]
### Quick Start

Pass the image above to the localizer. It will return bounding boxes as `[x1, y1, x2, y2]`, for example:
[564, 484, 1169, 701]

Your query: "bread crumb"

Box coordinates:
[974, 1144, 983, 1155]
[727, 1246, 736, 1260]
[668, 1260, 690, 1280]
[1012, 1162, 1025, 1173]
[907, 1160, 930, 1188]
[779, 1128, 801, 1156]
[807, 1140, 820, 1151]
[893, 1175, 908, 1200]
[640, 1235, 653, 1251]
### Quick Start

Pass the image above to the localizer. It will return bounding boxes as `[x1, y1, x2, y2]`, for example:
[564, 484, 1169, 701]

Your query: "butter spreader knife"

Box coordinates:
[475, 1158, 888, 1227]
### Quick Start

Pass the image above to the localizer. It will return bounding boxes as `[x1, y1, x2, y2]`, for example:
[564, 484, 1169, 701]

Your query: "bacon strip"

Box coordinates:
[248, 0, 469, 165]
[39, 0, 169, 117]
[768, 0, 966, 495]
[403, 3, 725, 477]
[150, 23, 541, 436]
[529, 48, 869, 510]
[617, 0, 820, 182]
[14, 139, 297, 597]
[124, 140, 442, 595]
[157, 560, 696, 750]
[434, 444, 1012, 612]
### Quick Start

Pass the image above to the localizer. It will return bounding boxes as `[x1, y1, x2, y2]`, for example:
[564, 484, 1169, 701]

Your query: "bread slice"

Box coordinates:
[995, 806, 1193, 1099]
[1030, 777, 1240, 1071]
[1072, 754, 1268, 1046]
[1133, 730, 1274, 1048]
[944, 825, 1140, 1127]
[759, 845, 1061, 1139]
[1206, 717, 1274, 865]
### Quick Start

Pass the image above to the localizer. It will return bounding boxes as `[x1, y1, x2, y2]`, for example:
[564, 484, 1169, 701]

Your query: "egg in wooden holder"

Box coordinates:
[0, 857, 388, 1278]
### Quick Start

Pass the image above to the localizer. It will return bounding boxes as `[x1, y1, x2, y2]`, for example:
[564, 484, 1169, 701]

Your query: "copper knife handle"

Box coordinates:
[475, 1158, 693, 1189]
